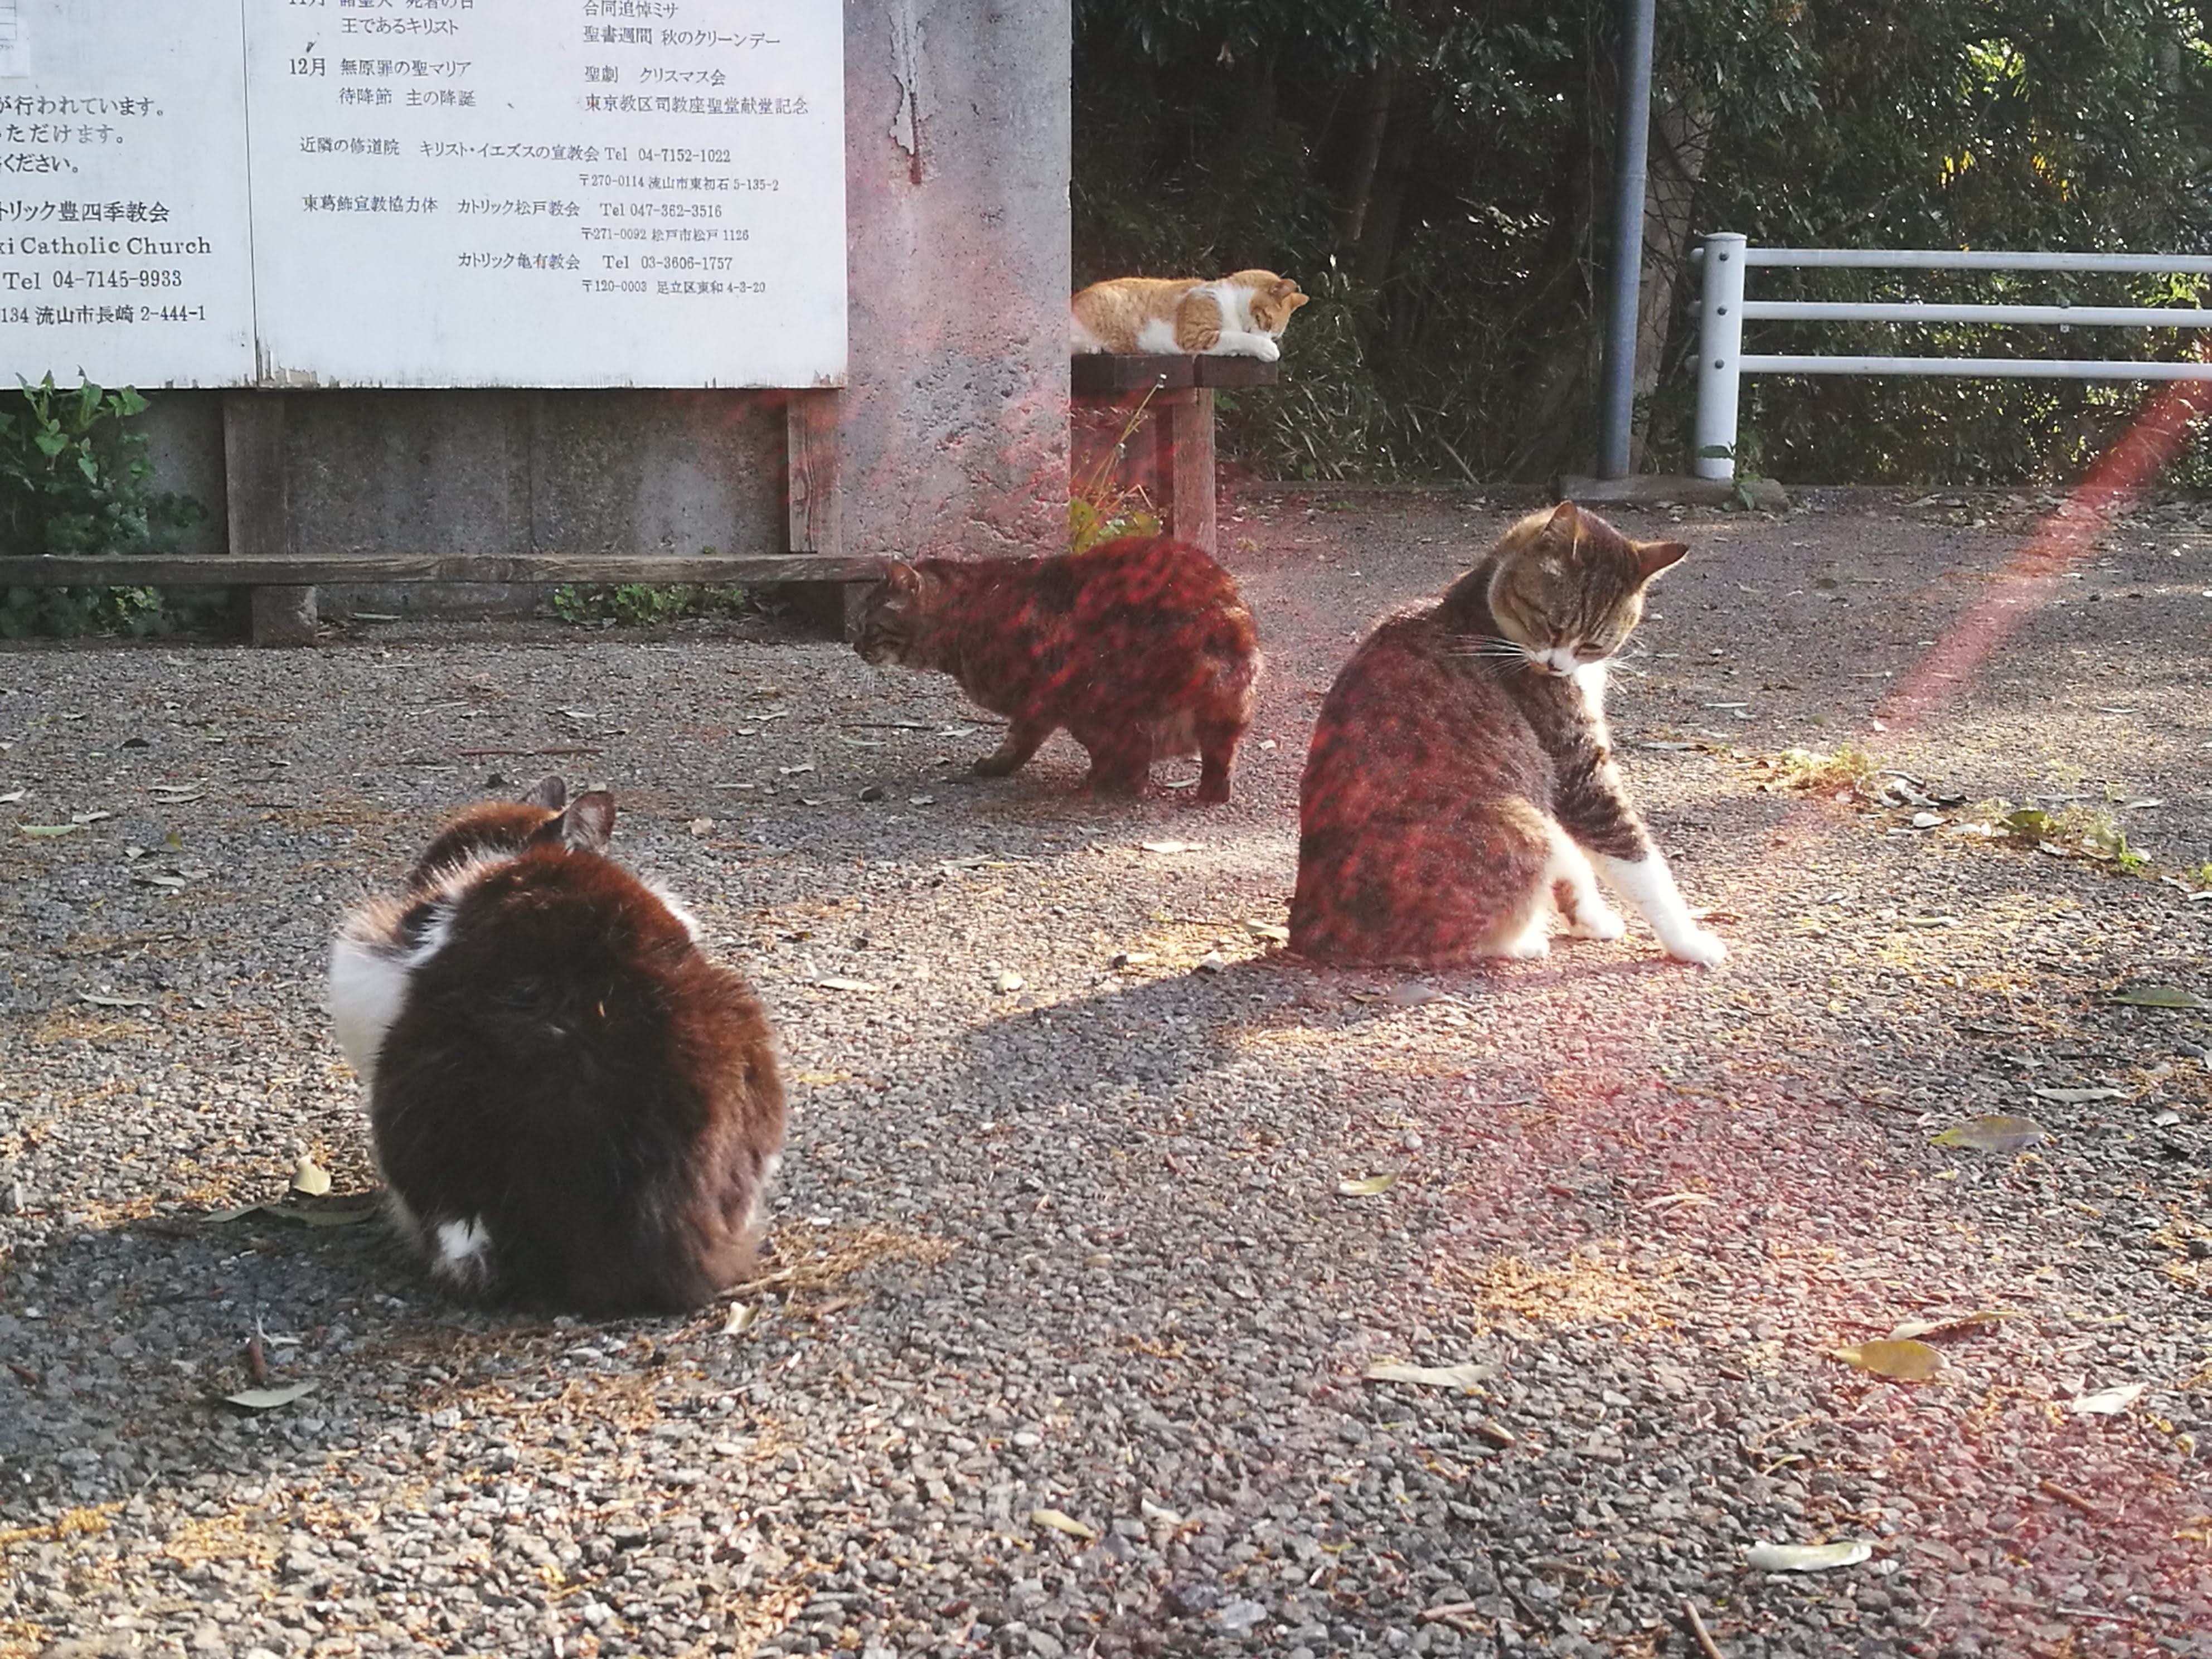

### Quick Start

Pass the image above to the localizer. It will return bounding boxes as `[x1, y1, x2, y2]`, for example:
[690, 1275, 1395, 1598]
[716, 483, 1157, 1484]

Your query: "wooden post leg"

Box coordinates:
[785, 389, 843, 557]
[1161, 387, 1217, 556]
[841, 580, 874, 643]
[223, 391, 310, 645]
[250, 585, 318, 645]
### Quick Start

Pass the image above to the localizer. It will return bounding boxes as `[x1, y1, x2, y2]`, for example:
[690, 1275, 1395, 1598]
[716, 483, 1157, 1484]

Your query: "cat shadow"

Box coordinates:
[2, 1204, 394, 1503]
[721, 744, 1271, 877]
[2, 1196, 737, 1512]
[950, 939, 1690, 1105]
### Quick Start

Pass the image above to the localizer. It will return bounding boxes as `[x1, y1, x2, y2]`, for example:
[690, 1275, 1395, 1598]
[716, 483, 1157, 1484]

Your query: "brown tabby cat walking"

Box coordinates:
[1291, 502, 1725, 967]
[855, 536, 1262, 801]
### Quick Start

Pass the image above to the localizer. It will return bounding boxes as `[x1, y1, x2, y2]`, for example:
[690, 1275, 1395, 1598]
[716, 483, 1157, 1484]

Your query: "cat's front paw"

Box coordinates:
[1250, 334, 1281, 362]
[1664, 928, 1728, 967]
[1500, 926, 1552, 961]
[1564, 906, 1628, 942]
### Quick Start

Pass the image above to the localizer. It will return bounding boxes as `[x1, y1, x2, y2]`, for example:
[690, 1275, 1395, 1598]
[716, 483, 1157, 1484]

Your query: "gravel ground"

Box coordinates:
[2, 483, 2209, 1659]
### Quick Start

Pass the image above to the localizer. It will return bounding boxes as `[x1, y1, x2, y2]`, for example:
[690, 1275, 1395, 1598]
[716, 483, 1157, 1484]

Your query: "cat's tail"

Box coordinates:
[1202, 612, 1265, 719]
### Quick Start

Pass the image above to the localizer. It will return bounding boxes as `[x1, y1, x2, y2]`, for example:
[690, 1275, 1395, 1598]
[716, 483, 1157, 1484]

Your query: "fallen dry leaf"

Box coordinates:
[1030, 1508, 1096, 1541]
[1931, 1114, 2048, 1151]
[1830, 1338, 1943, 1381]
[1365, 1361, 1496, 1390]
[1337, 1174, 1399, 1197]
[1745, 1540, 1873, 1573]
[209, 1198, 379, 1229]
[1885, 1311, 2006, 1342]
[2068, 1382, 2147, 1417]
[290, 1155, 332, 1197]
[2108, 983, 2209, 1010]
[1138, 1496, 1187, 1529]
[219, 1381, 318, 1413]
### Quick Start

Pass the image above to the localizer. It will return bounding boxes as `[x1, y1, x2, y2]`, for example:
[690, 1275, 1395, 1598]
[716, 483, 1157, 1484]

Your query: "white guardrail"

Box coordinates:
[1692, 232, 2212, 481]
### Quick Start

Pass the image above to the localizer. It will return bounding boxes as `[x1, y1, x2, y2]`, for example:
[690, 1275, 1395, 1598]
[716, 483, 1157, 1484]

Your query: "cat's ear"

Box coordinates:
[1541, 499, 1582, 541]
[520, 774, 567, 812]
[1634, 540, 1690, 579]
[559, 790, 617, 855]
[884, 561, 921, 594]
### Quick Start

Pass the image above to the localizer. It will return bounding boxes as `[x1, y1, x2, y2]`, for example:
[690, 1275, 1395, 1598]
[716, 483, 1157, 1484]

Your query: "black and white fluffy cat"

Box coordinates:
[328, 778, 785, 1314]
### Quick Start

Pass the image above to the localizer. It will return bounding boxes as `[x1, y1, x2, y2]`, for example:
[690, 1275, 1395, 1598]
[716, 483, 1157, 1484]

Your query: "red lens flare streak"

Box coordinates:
[1875, 371, 2212, 735]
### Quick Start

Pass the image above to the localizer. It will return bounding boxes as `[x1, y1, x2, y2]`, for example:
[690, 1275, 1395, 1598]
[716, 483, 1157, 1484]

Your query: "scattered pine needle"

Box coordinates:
[0, 1503, 122, 1553]
[1681, 1595, 1726, 1659]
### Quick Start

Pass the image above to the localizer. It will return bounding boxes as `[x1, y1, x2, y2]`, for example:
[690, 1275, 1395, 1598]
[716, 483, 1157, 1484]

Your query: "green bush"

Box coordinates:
[0, 584, 167, 641]
[0, 375, 206, 638]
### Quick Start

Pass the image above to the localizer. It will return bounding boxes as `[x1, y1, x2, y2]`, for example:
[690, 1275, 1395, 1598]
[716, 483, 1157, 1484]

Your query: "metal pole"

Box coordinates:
[1597, 0, 1656, 479]
[1693, 232, 1747, 480]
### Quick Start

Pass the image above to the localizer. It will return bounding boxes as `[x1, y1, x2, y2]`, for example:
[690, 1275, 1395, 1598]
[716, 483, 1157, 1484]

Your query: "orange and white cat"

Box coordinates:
[1070, 270, 1308, 361]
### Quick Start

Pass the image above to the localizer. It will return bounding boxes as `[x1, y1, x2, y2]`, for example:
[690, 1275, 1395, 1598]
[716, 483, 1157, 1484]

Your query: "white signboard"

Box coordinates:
[0, 0, 846, 389]
[0, 1, 257, 385]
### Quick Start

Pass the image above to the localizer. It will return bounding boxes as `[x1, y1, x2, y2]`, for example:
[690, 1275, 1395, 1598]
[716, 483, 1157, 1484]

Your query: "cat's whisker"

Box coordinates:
[1447, 634, 1537, 666]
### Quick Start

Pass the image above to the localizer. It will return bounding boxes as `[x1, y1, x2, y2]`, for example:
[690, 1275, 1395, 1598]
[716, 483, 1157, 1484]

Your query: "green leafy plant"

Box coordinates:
[0, 375, 202, 556]
[0, 583, 167, 641]
[1987, 802, 2056, 844]
[549, 581, 751, 628]
[0, 375, 207, 638]
[1070, 383, 1165, 554]
[1772, 743, 1876, 794]
[2075, 814, 2148, 874]
[1973, 798, 2151, 875]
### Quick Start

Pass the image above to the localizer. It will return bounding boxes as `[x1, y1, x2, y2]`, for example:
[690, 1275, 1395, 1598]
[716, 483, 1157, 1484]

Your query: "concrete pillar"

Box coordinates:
[840, 0, 1071, 561]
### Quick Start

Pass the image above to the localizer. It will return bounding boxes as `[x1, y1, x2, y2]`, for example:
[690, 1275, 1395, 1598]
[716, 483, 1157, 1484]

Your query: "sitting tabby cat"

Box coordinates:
[853, 536, 1263, 802]
[1291, 502, 1725, 967]
[1071, 270, 1308, 361]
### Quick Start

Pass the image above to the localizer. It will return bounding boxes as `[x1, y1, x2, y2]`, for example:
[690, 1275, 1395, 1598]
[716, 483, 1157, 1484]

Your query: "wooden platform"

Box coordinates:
[1071, 354, 1283, 395]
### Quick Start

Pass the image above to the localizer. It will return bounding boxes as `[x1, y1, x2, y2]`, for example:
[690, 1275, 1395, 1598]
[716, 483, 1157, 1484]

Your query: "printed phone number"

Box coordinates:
[0, 269, 186, 292]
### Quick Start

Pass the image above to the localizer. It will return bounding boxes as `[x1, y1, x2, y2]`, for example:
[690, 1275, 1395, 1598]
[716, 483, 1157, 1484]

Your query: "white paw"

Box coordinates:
[1565, 906, 1628, 942]
[1665, 929, 1729, 967]
[1502, 928, 1553, 961]
[1251, 334, 1281, 362]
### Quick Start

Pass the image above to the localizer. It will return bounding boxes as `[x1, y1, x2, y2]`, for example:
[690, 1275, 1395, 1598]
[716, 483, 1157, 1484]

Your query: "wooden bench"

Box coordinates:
[1070, 354, 1280, 556]
[2, 363, 1273, 644]
[0, 390, 874, 646]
